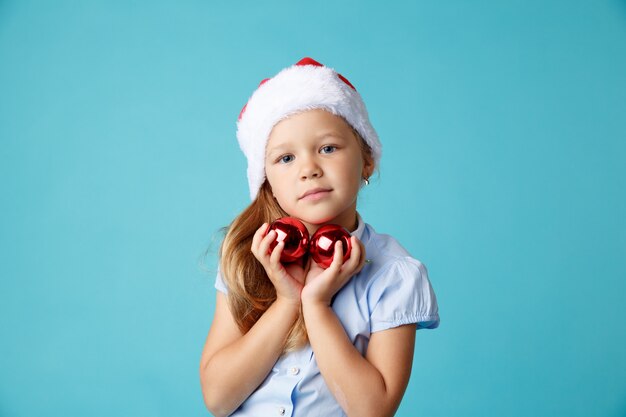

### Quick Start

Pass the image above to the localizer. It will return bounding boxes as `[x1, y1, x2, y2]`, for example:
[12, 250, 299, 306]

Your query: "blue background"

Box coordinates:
[1, 1, 625, 416]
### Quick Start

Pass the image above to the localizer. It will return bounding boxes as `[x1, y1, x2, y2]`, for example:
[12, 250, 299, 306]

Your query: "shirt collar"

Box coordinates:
[349, 212, 366, 241]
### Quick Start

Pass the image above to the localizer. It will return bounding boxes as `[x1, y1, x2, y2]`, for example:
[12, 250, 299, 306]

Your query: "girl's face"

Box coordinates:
[265, 108, 373, 234]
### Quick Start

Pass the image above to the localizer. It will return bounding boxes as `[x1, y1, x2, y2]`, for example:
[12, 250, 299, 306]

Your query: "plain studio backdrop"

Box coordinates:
[1, 1, 625, 416]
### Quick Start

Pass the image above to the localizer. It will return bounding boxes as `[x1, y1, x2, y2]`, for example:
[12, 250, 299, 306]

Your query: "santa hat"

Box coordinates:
[236, 57, 382, 201]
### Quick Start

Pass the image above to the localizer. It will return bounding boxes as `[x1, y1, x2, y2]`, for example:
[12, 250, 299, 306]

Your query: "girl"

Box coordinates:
[199, 57, 440, 417]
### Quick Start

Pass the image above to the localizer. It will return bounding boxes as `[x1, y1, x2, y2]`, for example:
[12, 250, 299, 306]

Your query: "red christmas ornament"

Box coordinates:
[268, 217, 309, 263]
[310, 224, 352, 268]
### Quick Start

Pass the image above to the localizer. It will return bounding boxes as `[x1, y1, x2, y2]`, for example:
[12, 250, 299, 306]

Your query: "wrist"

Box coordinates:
[301, 298, 331, 313]
[274, 295, 302, 312]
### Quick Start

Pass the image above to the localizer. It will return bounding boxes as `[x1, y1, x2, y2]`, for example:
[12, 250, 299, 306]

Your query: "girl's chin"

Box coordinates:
[300, 217, 349, 232]
[286, 206, 353, 228]
[290, 216, 329, 229]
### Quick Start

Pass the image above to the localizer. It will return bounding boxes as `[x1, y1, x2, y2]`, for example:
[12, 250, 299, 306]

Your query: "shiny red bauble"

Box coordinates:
[310, 224, 352, 269]
[266, 217, 353, 268]
[268, 217, 309, 263]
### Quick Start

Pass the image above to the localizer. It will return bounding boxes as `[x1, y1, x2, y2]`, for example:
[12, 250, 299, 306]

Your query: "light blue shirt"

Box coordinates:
[214, 214, 440, 416]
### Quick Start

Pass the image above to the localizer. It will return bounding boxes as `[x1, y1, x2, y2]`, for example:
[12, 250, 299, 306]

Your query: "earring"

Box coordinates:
[363, 177, 370, 186]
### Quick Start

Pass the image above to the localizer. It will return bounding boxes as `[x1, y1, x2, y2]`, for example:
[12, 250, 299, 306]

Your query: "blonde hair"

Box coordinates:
[219, 127, 375, 353]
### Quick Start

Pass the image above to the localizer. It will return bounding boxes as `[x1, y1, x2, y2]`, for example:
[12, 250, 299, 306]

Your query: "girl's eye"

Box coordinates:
[321, 145, 337, 154]
[279, 155, 294, 164]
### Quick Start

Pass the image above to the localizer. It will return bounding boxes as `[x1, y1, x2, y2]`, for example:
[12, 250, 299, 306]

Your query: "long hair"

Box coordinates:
[219, 180, 309, 352]
[219, 127, 375, 353]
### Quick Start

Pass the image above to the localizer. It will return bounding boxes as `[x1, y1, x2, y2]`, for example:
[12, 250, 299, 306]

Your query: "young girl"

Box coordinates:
[199, 57, 440, 417]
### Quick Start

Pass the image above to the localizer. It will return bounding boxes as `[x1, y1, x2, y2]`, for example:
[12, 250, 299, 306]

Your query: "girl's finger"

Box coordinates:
[258, 229, 277, 258]
[328, 240, 343, 273]
[269, 240, 285, 266]
[267, 241, 287, 285]
[345, 236, 361, 269]
[251, 223, 269, 252]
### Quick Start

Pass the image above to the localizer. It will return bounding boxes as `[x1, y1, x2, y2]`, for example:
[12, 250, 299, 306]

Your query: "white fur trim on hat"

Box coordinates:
[236, 57, 382, 201]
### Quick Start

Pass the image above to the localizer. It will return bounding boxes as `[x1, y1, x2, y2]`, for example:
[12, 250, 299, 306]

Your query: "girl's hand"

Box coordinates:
[300, 236, 367, 306]
[250, 223, 306, 306]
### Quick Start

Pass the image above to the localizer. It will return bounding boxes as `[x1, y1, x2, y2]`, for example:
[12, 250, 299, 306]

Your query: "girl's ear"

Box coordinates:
[353, 126, 375, 179]
[362, 154, 375, 179]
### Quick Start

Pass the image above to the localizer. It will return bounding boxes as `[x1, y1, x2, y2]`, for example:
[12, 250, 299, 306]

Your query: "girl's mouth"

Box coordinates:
[300, 188, 332, 201]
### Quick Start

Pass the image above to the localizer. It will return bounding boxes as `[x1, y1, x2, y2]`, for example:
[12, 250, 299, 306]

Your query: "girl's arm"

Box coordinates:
[301, 238, 416, 417]
[199, 292, 299, 417]
[302, 302, 416, 417]
[200, 224, 306, 417]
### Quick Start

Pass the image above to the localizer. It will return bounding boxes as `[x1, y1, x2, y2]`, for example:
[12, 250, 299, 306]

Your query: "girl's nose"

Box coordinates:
[299, 156, 323, 180]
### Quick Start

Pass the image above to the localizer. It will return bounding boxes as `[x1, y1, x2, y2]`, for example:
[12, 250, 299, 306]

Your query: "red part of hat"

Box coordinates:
[295, 57, 323, 67]
[237, 57, 356, 121]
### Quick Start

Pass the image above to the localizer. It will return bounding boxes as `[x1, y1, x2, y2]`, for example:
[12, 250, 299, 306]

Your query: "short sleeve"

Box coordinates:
[368, 258, 440, 333]
[214, 267, 228, 294]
